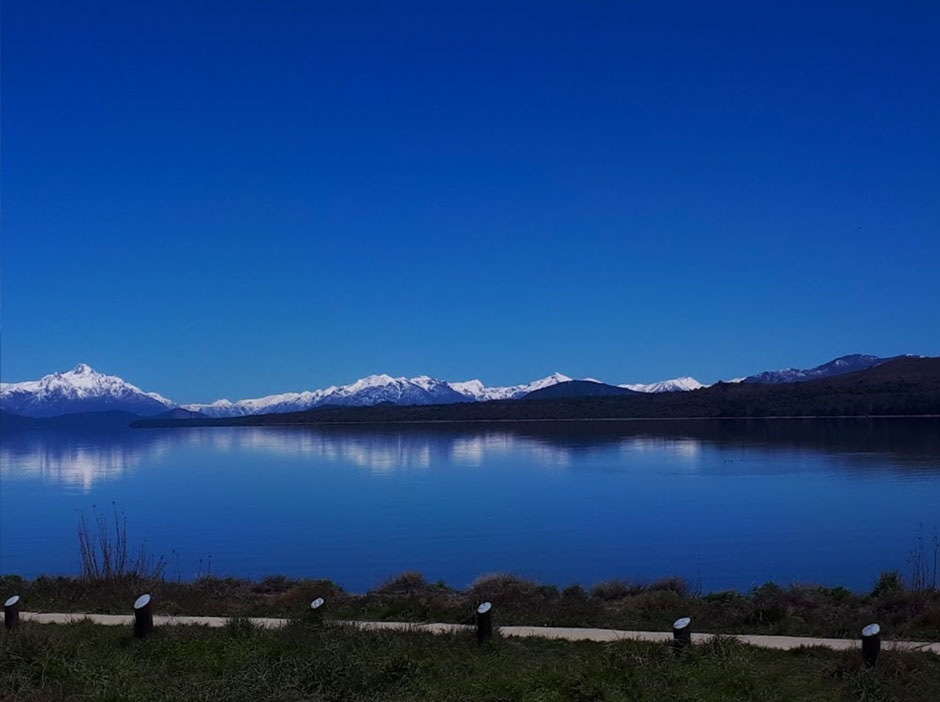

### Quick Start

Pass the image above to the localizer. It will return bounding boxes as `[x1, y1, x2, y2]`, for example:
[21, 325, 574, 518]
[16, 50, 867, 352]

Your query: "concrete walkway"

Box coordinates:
[18, 612, 940, 654]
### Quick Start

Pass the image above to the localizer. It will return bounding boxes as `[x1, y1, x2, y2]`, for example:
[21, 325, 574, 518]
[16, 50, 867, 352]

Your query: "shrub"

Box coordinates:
[872, 571, 905, 598]
[649, 576, 689, 597]
[826, 586, 852, 602]
[252, 574, 295, 594]
[535, 584, 561, 598]
[562, 584, 588, 601]
[373, 571, 429, 595]
[748, 581, 789, 625]
[633, 589, 684, 610]
[192, 576, 252, 600]
[289, 578, 344, 600]
[752, 582, 783, 598]
[590, 579, 644, 601]
[703, 590, 744, 604]
[468, 573, 541, 606]
[747, 604, 788, 625]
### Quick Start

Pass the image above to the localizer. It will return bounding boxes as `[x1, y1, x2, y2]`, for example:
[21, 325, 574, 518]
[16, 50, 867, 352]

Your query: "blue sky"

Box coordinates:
[2, 1, 938, 403]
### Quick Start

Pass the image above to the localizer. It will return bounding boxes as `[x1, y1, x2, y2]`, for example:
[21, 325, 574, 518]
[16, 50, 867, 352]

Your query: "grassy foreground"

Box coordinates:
[2, 618, 940, 702]
[2, 570, 939, 641]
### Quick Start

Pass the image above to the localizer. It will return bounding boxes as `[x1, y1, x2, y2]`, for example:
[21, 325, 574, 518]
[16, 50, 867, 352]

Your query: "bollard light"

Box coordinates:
[476, 602, 493, 645]
[309, 597, 325, 623]
[3, 595, 20, 631]
[861, 623, 880, 668]
[133, 594, 154, 638]
[672, 617, 692, 652]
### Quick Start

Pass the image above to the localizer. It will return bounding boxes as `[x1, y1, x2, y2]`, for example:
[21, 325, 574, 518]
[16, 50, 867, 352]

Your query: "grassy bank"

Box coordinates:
[2, 618, 940, 701]
[3, 570, 939, 641]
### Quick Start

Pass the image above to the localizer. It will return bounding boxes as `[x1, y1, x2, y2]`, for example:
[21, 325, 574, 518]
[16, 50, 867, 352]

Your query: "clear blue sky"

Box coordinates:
[2, 1, 938, 403]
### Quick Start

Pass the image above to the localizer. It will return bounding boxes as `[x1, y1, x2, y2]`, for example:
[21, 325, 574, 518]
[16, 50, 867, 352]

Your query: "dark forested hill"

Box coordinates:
[524, 380, 639, 399]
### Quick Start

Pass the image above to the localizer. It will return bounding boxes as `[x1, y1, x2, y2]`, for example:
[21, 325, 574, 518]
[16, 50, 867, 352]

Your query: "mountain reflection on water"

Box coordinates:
[2, 419, 937, 491]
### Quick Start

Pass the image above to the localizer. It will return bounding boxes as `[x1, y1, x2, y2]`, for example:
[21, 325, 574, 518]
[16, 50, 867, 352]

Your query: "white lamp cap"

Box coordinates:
[133, 594, 151, 610]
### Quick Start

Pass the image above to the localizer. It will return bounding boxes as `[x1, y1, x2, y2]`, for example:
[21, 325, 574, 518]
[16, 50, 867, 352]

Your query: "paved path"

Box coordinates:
[18, 612, 940, 654]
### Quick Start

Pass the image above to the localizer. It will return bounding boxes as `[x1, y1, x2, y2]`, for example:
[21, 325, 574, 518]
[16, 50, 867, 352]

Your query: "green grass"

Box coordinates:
[2, 619, 939, 701]
[2, 571, 939, 642]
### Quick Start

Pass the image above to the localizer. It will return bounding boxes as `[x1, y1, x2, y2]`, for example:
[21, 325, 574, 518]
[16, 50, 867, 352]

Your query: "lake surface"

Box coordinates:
[1, 419, 938, 593]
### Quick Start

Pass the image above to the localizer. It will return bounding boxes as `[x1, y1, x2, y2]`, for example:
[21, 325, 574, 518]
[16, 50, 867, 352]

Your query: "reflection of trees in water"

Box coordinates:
[497, 418, 940, 472]
[2, 418, 937, 489]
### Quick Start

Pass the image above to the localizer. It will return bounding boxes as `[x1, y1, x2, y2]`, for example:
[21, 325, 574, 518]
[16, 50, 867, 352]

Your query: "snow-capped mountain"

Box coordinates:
[742, 354, 917, 384]
[318, 374, 468, 407]
[0, 364, 174, 418]
[620, 377, 705, 393]
[184, 391, 329, 418]
[185, 374, 473, 417]
[449, 373, 573, 401]
[187, 373, 574, 417]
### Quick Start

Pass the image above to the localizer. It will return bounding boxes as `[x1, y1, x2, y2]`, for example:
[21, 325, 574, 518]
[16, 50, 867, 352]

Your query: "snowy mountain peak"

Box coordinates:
[183, 372, 471, 417]
[448, 372, 573, 401]
[325, 373, 467, 406]
[449, 379, 484, 393]
[621, 377, 706, 393]
[346, 374, 398, 390]
[526, 373, 573, 391]
[1, 364, 175, 418]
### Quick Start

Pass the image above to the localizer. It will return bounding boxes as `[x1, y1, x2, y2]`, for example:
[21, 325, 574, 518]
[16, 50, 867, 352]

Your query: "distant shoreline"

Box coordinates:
[129, 357, 940, 428]
[131, 414, 940, 430]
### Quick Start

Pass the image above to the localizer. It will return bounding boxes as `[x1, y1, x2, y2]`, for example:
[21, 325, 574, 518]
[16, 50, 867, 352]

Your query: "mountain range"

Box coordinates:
[620, 377, 706, 393]
[0, 354, 921, 420]
[133, 356, 940, 427]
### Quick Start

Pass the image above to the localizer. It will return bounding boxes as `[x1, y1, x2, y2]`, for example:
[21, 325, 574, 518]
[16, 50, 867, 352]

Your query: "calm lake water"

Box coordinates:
[1, 419, 938, 593]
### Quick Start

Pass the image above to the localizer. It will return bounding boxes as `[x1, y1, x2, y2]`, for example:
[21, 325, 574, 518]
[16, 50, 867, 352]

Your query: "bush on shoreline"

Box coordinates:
[2, 569, 938, 641]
